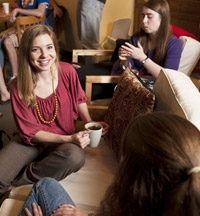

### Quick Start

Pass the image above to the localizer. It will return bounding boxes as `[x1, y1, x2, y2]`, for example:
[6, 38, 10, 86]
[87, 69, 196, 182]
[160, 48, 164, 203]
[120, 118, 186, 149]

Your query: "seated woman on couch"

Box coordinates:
[21, 112, 200, 216]
[76, 0, 182, 100]
[116, 0, 182, 78]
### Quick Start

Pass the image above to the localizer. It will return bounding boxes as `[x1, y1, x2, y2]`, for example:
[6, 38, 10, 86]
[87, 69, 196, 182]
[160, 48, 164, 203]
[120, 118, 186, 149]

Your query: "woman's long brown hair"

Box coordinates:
[138, 0, 172, 65]
[17, 25, 59, 107]
[96, 112, 200, 216]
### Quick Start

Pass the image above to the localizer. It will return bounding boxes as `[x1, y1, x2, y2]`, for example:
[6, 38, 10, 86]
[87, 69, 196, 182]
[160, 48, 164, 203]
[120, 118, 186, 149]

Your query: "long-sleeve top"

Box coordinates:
[111, 32, 183, 76]
[10, 62, 88, 146]
[129, 33, 183, 76]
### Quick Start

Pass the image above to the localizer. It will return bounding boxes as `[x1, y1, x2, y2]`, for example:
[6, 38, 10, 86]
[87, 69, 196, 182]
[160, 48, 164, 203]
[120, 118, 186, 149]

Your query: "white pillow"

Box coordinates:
[153, 69, 200, 130]
[178, 36, 200, 76]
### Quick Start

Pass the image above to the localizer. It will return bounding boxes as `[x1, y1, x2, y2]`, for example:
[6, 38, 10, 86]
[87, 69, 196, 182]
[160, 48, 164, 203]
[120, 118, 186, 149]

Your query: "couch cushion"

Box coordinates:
[104, 68, 156, 160]
[0, 199, 24, 216]
[178, 36, 200, 75]
[153, 69, 200, 130]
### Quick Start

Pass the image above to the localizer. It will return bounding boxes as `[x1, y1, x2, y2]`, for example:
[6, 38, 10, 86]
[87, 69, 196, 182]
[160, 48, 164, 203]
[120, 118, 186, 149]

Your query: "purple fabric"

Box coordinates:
[129, 33, 183, 76]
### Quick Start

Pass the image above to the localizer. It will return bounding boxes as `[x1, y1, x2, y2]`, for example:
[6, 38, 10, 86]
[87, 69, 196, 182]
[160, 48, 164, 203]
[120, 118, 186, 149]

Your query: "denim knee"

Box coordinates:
[34, 177, 57, 189]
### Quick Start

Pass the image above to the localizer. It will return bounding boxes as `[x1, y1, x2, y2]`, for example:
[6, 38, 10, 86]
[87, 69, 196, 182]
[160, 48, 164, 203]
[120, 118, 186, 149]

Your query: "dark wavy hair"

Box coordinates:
[96, 112, 200, 216]
[137, 0, 172, 66]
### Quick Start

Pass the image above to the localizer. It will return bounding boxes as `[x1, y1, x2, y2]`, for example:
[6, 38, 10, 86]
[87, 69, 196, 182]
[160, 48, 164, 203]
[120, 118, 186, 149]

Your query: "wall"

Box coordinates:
[55, 0, 134, 51]
[100, 0, 134, 44]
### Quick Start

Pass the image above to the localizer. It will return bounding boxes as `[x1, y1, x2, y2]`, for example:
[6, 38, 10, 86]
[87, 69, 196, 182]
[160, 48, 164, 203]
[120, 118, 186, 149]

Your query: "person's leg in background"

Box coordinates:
[77, 0, 105, 63]
[19, 177, 75, 216]
[0, 66, 10, 102]
[0, 38, 10, 102]
[0, 39, 4, 69]
[3, 35, 18, 77]
[78, 0, 104, 49]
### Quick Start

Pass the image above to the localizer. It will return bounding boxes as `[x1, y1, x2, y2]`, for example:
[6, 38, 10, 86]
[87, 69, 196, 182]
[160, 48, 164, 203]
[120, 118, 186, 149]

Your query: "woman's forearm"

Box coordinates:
[15, 4, 47, 17]
[78, 103, 92, 123]
[32, 131, 72, 144]
[142, 58, 163, 78]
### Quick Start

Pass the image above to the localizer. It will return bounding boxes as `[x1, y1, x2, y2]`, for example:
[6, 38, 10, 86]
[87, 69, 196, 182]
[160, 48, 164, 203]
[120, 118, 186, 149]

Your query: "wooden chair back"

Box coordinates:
[86, 75, 120, 108]
[72, 49, 114, 63]
[85, 75, 120, 120]
[72, 49, 120, 120]
[16, 15, 45, 44]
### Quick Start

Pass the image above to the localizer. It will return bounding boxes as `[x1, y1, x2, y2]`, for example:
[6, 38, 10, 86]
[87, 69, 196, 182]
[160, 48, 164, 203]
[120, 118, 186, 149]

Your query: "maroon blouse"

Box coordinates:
[10, 62, 88, 145]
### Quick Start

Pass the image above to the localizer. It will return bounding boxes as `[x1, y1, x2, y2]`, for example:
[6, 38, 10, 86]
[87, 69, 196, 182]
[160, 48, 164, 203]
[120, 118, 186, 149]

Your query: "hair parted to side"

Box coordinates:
[138, 0, 172, 65]
[17, 24, 59, 107]
[96, 112, 200, 216]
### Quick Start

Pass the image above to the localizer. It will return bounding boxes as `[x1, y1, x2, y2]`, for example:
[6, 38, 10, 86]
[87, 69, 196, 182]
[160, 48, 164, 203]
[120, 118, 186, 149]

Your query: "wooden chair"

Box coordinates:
[85, 75, 120, 120]
[16, 15, 45, 44]
[72, 49, 114, 63]
[85, 75, 120, 107]
[72, 49, 121, 120]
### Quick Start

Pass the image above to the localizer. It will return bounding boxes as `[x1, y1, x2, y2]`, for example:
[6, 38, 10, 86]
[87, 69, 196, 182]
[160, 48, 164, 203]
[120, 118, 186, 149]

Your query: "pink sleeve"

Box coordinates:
[10, 83, 43, 145]
[60, 62, 89, 120]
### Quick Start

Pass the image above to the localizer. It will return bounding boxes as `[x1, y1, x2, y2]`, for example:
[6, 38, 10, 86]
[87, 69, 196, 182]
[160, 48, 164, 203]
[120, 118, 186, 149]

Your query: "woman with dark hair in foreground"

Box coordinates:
[21, 112, 200, 216]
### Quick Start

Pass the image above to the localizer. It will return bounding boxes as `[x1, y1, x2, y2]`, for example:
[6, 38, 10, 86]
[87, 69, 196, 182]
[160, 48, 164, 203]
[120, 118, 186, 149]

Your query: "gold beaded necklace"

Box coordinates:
[35, 67, 58, 124]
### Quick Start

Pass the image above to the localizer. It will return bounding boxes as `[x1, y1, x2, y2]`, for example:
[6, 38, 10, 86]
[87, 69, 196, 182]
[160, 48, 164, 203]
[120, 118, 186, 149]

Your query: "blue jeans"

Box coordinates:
[20, 177, 75, 216]
[77, 0, 105, 49]
[0, 38, 4, 69]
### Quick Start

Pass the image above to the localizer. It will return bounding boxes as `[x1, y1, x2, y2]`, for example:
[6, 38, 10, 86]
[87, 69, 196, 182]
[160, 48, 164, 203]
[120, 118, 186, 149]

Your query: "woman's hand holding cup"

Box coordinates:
[71, 130, 90, 149]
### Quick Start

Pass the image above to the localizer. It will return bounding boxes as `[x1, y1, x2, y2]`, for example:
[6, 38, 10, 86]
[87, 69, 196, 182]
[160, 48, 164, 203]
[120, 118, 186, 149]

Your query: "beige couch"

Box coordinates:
[0, 68, 200, 215]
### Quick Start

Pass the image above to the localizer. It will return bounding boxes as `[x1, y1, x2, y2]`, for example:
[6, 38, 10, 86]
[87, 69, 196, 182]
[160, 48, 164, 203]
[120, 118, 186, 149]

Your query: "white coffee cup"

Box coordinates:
[2, 2, 9, 14]
[85, 122, 102, 148]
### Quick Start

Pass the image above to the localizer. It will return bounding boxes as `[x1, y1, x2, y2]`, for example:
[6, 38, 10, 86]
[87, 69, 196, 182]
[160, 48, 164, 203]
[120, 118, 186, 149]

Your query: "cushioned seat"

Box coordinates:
[153, 68, 200, 130]
[178, 36, 200, 76]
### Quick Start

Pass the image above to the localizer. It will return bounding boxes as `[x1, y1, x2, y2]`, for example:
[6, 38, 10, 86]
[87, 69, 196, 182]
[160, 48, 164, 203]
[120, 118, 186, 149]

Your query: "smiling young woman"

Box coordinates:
[0, 25, 109, 201]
